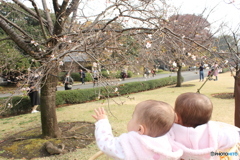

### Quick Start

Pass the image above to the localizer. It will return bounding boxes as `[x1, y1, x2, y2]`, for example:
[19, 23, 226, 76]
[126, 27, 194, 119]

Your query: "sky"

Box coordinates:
[170, 0, 240, 33]
[23, 0, 240, 33]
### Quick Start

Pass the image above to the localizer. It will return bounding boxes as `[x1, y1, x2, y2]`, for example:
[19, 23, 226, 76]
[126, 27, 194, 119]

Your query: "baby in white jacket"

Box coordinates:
[168, 92, 240, 160]
[92, 100, 183, 160]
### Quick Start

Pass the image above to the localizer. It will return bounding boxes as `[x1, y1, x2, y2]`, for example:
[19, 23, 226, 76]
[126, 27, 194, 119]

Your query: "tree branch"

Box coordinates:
[29, 0, 48, 40]
[0, 17, 41, 59]
[12, 0, 47, 23]
[42, 0, 54, 34]
[0, 14, 32, 40]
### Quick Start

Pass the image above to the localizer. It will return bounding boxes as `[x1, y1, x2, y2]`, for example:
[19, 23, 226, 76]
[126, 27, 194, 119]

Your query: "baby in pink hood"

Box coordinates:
[168, 92, 240, 160]
[92, 100, 183, 160]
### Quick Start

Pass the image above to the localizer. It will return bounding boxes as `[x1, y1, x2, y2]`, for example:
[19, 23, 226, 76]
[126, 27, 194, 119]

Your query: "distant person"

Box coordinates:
[151, 68, 156, 77]
[207, 69, 214, 80]
[92, 100, 182, 159]
[198, 63, 204, 81]
[79, 69, 86, 84]
[28, 82, 40, 113]
[169, 92, 240, 160]
[213, 63, 219, 81]
[120, 71, 127, 81]
[143, 67, 150, 79]
[64, 73, 74, 90]
[93, 69, 99, 87]
[27, 71, 41, 113]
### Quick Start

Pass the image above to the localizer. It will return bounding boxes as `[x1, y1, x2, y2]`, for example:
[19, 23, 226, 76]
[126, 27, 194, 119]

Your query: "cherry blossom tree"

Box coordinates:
[0, 0, 222, 137]
[0, 0, 173, 138]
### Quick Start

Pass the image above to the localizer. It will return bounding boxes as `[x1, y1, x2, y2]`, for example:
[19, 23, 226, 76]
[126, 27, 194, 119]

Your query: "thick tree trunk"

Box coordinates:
[234, 70, 240, 128]
[40, 62, 61, 138]
[176, 66, 182, 87]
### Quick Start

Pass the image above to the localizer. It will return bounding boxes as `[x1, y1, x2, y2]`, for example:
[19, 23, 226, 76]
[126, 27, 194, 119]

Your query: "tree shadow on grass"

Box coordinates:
[0, 121, 95, 159]
[168, 84, 196, 88]
[211, 93, 234, 99]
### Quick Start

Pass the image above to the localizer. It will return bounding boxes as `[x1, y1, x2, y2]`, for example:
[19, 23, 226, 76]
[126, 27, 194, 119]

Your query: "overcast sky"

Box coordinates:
[170, 0, 240, 32]
[24, 0, 240, 33]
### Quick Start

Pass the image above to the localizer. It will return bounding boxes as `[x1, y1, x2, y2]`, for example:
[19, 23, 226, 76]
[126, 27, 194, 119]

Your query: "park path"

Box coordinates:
[0, 70, 207, 98]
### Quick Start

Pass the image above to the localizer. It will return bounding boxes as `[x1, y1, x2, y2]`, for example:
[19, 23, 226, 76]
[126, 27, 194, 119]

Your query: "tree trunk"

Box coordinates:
[234, 70, 240, 128]
[176, 66, 182, 87]
[40, 62, 61, 138]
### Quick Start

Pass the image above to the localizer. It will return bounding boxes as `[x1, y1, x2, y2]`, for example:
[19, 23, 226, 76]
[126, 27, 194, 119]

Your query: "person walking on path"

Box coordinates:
[120, 70, 127, 81]
[151, 68, 156, 77]
[64, 73, 74, 90]
[198, 63, 204, 82]
[79, 69, 86, 84]
[93, 69, 99, 87]
[213, 63, 219, 81]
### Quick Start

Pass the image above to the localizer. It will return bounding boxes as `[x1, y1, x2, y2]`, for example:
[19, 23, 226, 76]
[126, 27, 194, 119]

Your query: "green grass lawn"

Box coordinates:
[0, 72, 235, 160]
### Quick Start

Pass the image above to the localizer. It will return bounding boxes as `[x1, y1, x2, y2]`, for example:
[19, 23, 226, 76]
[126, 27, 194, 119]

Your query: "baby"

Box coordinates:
[92, 100, 183, 160]
[168, 92, 240, 160]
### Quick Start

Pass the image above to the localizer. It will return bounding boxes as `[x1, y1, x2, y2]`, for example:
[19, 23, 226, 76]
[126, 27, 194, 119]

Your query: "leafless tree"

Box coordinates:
[217, 28, 240, 127]
[0, 0, 172, 138]
[0, 0, 221, 138]
[209, 0, 240, 127]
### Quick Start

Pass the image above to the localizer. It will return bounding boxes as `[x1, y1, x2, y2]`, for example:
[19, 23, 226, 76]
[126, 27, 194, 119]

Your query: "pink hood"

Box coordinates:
[168, 121, 240, 160]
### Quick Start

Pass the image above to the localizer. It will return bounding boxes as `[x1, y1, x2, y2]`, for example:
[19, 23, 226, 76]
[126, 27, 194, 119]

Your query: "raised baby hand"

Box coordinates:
[92, 107, 108, 121]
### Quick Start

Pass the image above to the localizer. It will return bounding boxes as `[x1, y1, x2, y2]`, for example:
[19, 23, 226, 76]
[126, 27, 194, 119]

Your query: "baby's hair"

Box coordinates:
[136, 100, 175, 137]
[175, 92, 213, 127]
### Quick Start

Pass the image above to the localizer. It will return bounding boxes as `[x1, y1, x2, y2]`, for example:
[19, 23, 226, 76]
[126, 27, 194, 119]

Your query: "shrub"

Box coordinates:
[181, 66, 189, 71]
[58, 72, 67, 82]
[56, 76, 177, 106]
[115, 71, 122, 79]
[0, 96, 32, 116]
[127, 71, 133, 78]
[71, 72, 80, 81]
[222, 67, 229, 73]
[11, 96, 31, 114]
[56, 88, 97, 105]
[85, 72, 92, 82]
[101, 70, 110, 78]
[2, 76, 178, 116]
[70, 72, 92, 82]
[157, 69, 164, 73]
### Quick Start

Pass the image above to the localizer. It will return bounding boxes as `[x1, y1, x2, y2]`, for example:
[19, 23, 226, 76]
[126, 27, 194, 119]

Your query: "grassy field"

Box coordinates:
[0, 72, 235, 160]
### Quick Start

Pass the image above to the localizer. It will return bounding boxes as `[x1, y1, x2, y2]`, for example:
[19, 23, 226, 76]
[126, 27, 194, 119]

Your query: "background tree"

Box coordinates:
[164, 14, 214, 87]
[131, 14, 215, 86]
[0, 0, 176, 138]
[2, 0, 233, 138]
[216, 31, 240, 127]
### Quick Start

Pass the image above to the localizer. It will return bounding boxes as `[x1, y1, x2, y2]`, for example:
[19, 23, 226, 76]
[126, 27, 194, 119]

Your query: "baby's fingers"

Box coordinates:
[99, 107, 105, 114]
[92, 114, 98, 120]
[94, 108, 100, 115]
[92, 107, 107, 121]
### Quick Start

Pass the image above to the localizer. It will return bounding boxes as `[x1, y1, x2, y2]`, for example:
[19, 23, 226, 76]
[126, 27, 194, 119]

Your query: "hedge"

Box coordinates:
[0, 96, 32, 116]
[1, 76, 178, 116]
[70, 72, 92, 82]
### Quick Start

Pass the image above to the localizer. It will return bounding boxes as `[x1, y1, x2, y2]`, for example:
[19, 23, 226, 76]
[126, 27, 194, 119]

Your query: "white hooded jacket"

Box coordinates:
[168, 121, 240, 160]
[94, 119, 183, 160]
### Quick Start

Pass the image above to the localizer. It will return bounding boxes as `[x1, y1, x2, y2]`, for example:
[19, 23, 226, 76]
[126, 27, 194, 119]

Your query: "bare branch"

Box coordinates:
[12, 0, 47, 23]
[29, 0, 48, 40]
[0, 17, 41, 59]
[0, 14, 32, 39]
[42, 0, 54, 34]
